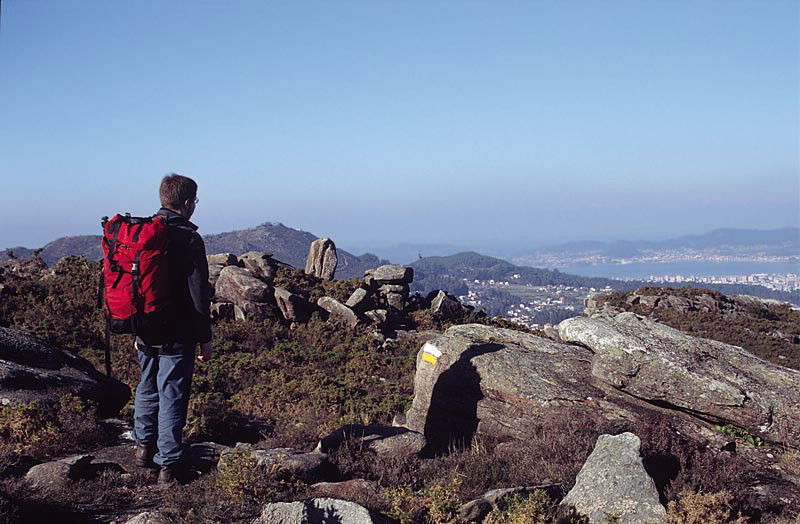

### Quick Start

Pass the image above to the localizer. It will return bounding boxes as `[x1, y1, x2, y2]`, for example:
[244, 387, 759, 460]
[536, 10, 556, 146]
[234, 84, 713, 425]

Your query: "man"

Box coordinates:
[133, 173, 213, 484]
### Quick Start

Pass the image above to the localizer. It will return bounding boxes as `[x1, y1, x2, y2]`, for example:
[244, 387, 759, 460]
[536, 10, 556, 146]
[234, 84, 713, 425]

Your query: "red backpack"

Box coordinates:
[100, 214, 172, 374]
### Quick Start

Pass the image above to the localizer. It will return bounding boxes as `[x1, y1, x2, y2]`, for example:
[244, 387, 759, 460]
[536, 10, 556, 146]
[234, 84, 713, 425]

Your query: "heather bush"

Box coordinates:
[484, 490, 552, 524]
[666, 490, 748, 524]
[0, 395, 108, 459]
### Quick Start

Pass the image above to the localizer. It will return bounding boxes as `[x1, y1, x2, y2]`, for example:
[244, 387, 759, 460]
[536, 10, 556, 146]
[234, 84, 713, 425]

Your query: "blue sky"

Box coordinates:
[0, 0, 797, 252]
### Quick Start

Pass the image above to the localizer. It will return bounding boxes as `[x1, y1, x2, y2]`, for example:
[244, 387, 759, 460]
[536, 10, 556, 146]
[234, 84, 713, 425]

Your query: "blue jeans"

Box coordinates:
[133, 346, 195, 466]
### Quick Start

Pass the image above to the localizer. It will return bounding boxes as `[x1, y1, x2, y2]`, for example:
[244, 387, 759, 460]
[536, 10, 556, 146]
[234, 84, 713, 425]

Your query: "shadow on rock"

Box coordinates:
[423, 343, 503, 455]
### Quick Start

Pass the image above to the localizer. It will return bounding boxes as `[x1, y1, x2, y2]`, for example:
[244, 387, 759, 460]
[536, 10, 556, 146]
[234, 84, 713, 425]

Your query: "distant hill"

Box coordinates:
[410, 251, 800, 305]
[1, 223, 386, 279]
[513, 227, 800, 260]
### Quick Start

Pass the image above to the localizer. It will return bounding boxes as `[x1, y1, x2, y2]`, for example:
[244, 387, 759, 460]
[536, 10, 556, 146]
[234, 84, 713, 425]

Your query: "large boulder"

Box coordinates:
[318, 297, 360, 329]
[214, 266, 276, 320]
[305, 238, 338, 281]
[558, 313, 800, 447]
[345, 287, 374, 312]
[215, 266, 272, 303]
[25, 454, 95, 492]
[206, 253, 238, 266]
[371, 265, 413, 284]
[0, 328, 130, 418]
[429, 290, 471, 321]
[560, 433, 666, 524]
[256, 498, 390, 524]
[402, 324, 629, 448]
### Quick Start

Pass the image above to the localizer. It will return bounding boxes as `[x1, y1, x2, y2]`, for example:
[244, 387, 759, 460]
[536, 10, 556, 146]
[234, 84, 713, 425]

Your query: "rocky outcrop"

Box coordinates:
[0, 328, 130, 418]
[560, 433, 666, 524]
[367, 265, 414, 313]
[256, 498, 390, 524]
[316, 424, 426, 457]
[403, 324, 627, 448]
[305, 238, 338, 281]
[558, 313, 800, 447]
[402, 318, 800, 458]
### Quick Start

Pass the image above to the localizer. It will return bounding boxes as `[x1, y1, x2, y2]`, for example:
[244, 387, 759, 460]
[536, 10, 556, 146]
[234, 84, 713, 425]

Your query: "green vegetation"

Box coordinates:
[716, 424, 765, 447]
[483, 491, 552, 524]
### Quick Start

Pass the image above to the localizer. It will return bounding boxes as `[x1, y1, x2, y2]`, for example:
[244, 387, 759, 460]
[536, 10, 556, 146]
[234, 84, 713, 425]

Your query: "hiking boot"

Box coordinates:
[134, 442, 156, 468]
[157, 463, 179, 484]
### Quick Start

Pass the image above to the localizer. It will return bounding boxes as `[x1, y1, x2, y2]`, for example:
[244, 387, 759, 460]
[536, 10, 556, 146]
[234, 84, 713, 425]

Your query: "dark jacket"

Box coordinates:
[137, 208, 212, 352]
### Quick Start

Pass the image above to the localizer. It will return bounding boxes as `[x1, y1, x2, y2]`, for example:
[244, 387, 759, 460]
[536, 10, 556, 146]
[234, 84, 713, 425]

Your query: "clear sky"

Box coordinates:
[1, 0, 797, 253]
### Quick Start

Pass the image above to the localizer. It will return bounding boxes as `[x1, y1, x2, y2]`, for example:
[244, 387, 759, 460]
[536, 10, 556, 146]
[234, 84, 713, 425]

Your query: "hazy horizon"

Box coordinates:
[1, 1, 797, 250]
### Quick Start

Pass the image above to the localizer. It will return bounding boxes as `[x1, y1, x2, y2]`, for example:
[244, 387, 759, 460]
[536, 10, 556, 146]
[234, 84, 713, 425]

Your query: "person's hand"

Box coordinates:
[197, 341, 213, 362]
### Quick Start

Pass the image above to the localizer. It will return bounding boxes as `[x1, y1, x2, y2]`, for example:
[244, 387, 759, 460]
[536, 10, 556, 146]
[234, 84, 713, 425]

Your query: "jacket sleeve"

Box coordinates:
[186, 233, 213, 344]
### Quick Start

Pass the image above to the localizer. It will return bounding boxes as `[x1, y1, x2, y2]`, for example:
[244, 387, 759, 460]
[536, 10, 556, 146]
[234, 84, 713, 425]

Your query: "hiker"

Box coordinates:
[133, 174, 214, 484]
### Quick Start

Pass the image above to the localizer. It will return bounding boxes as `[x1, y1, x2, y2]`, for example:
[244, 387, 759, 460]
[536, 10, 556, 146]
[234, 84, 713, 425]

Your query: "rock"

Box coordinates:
[208, 264, 223, 291]
[206, 253, 238, 266]
[429, 290, 470, 321]
[240, 251, 277, 281]
[24, 454, 125, 493]
[310, 479, 382, 502]
[346, 287, 373, 312]
[383, 292, 406, 312]
[0, 328, 130, 418]
[364, 309, 388, 326]
[403, 324, 613, 448]
[305, 238, 338, 281]
[256, 498, 390, 524]
[219, 446, 333, 484]
[215, 265, 273, 303]
[318, 297, 360, 328]
[560, 433, 666, 523]
[274, 287, 311, 323]
[377, 284, 409, 295]
[316, 424, 426, 457]
[124, 512, 169, 524]
[558, 313, 800, 447]
[372, 265, 413, 284]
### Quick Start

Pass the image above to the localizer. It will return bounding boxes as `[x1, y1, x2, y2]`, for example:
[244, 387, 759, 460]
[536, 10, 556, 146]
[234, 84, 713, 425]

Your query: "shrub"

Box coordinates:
[484, 490, 552, 524]
[666, 490, 747, 524]
[0, 395, 106, 459]
[215, 448, 266, 503]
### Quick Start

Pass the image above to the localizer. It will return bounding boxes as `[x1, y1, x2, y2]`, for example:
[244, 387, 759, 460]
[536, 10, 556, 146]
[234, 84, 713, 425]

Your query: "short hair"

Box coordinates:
[160, 173, 197, 209]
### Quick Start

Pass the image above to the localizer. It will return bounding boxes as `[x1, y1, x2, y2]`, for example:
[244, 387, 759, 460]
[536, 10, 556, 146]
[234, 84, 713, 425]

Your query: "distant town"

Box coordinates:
[626, 273, 800, 293]
[513, 251, 798, 269]
[458, 275, 614, 330]
[459, 272, 799, 330]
